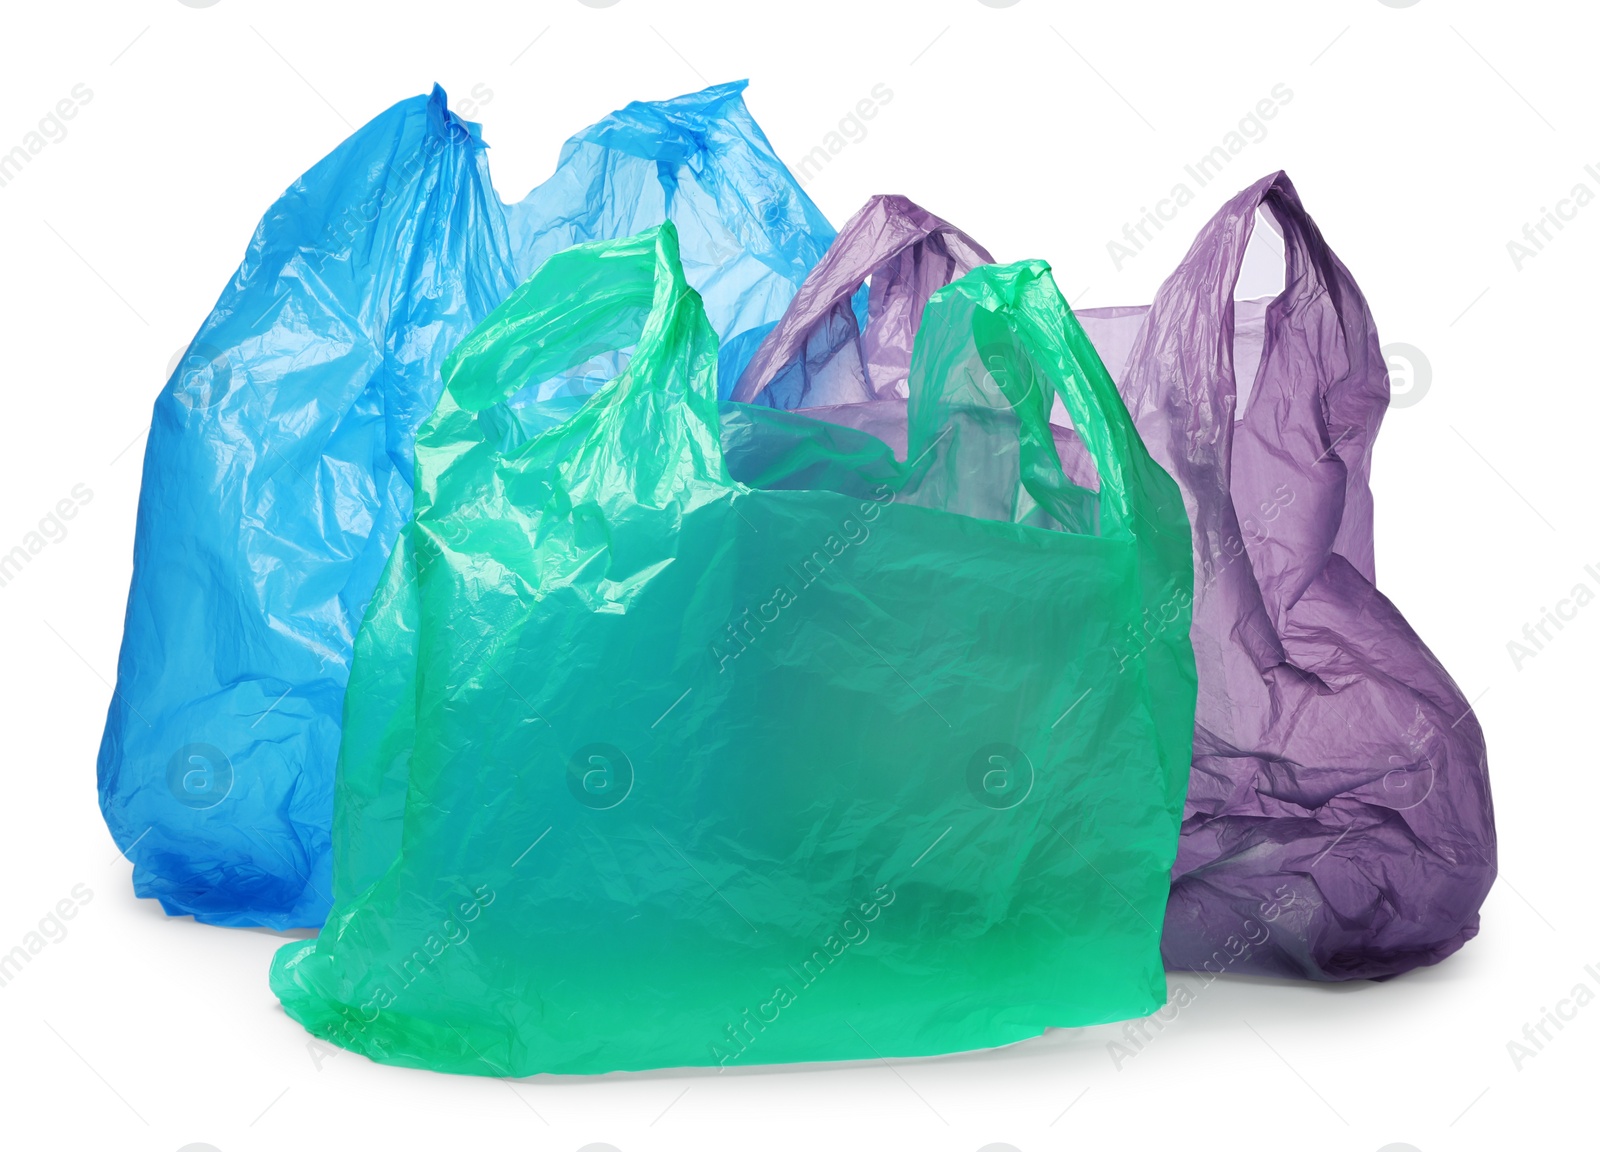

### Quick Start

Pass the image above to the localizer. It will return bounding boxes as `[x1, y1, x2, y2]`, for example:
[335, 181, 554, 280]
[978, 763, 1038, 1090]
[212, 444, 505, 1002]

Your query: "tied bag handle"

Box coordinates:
[1120, 171, 1389, 636]
[731, 194, 993, 407]
[418, 222, 723, 522]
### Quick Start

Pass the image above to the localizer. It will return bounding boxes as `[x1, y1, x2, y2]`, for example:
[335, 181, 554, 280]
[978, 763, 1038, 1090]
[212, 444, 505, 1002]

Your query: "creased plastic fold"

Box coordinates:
[269, 223, 1196, 1076]
[97, 81, 835, 928]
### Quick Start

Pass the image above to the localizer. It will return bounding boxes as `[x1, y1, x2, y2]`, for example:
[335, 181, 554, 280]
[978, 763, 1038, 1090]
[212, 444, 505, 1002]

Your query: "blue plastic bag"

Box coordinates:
[98, 81, 834, 928]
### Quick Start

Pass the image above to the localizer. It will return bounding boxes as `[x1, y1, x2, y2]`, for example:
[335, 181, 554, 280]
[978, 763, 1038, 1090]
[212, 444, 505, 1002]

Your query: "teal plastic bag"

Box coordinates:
[271, 223, 1196, 1075]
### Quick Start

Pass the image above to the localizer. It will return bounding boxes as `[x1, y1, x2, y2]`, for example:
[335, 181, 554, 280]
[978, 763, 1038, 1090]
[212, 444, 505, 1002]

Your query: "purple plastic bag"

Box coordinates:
[731, 195, 1099, 496]
[734, 193, 993, 409]
[739, 178, 1495, 981]
[1079, 172, 1494, 980]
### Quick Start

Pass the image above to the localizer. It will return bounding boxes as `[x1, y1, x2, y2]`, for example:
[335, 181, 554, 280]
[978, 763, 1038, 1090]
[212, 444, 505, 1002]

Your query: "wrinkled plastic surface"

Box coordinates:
[733, 193, 995, 408]
[1077, 171, 1496, 980]
[744, 185, 1494, 981]
[270, 223, 1196, 1075]
[97, 82, 834, 928]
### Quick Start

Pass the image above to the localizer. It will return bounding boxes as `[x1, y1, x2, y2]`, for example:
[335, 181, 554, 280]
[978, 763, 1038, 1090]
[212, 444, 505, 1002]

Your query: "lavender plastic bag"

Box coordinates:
[733, 194, 992, 407]
[1078, 171, 1495, 980]
[728, 195, 1101, 495]
[741, 179, 1495, 982]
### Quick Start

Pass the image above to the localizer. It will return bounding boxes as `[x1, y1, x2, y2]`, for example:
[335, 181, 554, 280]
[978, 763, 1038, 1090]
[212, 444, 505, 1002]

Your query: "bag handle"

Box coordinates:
[905, 260, 1190, 561]
[731, 195, 993, 406]
[439, 222, 712, 418]
[415, 222, 721, 524]
[1118, 171, 1388, 631]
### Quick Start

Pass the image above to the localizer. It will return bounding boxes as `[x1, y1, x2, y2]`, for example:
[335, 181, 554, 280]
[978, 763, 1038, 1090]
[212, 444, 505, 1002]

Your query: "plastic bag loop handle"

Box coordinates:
[909, 260, 1177, 545]
[731, 194, 993, 404]
[440, 223, 708, 419]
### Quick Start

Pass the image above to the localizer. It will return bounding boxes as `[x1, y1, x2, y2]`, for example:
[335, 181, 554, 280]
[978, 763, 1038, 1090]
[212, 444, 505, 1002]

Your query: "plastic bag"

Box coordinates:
[732, 193, 994, 408]
[739, 184, 1494, 980]
[726, 193, 1101, 512]
[97, 81, 834, 928]
[330, 194, 994, 905]
[1078, 171, 1495, 980]
[270, 222, 1196, 1075]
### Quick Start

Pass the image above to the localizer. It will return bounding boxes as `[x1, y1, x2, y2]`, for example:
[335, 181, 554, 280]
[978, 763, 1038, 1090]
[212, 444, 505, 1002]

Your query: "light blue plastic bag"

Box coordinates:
[97, 81, 834, 929]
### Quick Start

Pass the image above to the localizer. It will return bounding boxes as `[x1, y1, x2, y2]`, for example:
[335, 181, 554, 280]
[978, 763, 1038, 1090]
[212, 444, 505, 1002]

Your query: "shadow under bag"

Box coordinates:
[271, 223, 1196, 1075]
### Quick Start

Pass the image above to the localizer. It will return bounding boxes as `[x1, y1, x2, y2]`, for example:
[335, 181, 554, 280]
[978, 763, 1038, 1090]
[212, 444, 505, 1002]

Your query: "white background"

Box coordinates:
[0, 1, 1593, 1149]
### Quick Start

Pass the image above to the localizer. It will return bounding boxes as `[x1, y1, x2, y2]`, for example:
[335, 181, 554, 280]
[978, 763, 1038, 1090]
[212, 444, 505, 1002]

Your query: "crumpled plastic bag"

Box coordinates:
[738, 182, 1494, 981]
[1077, 171, 1495, 980]
[269, 222, 1196, 1075]
[97, 81, 834, 928]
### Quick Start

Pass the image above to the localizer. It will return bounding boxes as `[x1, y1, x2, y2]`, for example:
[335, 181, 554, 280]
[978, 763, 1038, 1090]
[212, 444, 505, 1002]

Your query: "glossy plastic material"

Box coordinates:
[744, 186, 1494, 981]
[270, 224, 1196, 1075]
[97, 82, 834, 928]
[1078, 171, 1495, 980]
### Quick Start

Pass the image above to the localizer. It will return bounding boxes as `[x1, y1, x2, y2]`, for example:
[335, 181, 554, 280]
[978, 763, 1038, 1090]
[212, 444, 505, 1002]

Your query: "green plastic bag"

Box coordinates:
[270, 223, 1196, 1076]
